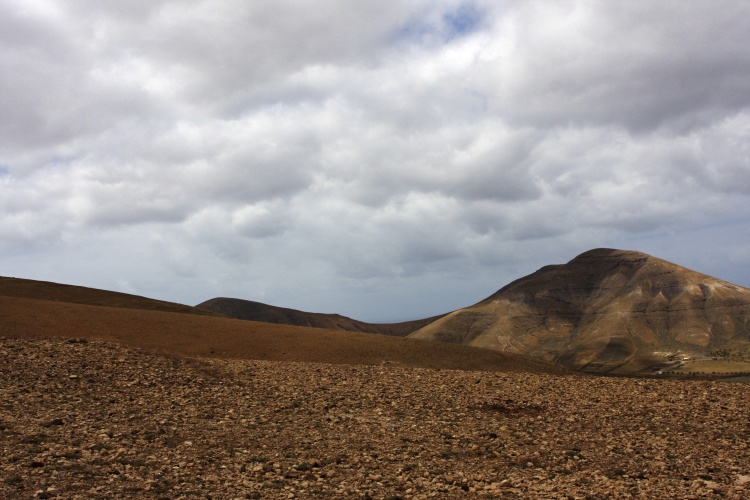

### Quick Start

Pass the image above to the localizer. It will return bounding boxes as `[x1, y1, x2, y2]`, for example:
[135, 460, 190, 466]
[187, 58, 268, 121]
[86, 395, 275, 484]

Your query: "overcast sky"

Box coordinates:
[2, 0, 750, 322]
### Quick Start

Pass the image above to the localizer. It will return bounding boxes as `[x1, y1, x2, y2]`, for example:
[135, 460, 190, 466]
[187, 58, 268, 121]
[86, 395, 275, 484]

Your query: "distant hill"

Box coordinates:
[196, 297, 444, 336]
[410, 248, 750, 374]
[0, 276, 221, 316]
[0, 276, 566, 374]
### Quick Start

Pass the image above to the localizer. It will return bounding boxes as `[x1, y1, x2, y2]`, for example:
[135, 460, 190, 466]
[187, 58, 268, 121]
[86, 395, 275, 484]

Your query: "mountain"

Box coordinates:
[409, 248, 750, 374]
[0, 276, 566, 374]
[196, 297, 444, 336]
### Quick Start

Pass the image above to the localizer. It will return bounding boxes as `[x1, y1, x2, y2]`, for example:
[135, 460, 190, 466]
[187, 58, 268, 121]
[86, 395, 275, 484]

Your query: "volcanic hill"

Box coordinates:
[196, 297, 444, 336]
[409, 248, 750, 374]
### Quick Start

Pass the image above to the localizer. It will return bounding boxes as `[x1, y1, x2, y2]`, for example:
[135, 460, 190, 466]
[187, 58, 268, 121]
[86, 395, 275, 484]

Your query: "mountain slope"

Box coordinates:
[410, 248, 750, 374]
[196, 297, 444, 336]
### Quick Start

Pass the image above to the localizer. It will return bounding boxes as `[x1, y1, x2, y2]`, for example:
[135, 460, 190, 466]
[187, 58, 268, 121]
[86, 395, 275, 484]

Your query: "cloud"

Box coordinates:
[1, 1, 750, 321]
[480, 1, 750, 132]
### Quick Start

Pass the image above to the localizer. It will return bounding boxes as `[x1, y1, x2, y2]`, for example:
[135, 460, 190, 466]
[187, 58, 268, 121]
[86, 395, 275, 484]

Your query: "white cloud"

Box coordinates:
[2, 1, 750, 321]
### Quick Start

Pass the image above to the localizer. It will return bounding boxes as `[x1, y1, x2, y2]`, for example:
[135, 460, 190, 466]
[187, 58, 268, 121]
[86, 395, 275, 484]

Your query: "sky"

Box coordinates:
[2, 0, 750, 322]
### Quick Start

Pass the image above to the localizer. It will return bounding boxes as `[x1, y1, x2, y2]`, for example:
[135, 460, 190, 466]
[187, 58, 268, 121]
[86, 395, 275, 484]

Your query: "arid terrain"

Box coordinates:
[3, 337, 750, 499]
[194, 250, 750, 376]
[3, 270, 750, 498]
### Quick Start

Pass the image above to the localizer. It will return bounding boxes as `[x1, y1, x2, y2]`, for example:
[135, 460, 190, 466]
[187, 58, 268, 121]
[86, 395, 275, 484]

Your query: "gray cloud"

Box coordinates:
[1, 1, 750, 322]
[484, 1, 750, 132]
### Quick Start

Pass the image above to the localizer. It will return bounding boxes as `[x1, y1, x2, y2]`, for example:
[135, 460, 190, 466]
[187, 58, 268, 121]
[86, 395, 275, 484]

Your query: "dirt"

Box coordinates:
[3, 337, 750, 499]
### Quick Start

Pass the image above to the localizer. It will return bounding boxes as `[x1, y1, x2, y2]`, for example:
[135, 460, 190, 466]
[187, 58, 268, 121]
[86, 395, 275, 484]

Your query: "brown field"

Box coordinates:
[668, 359, 750, 375]
[3, 277, 750, 498]
[4, 337, 750, 498]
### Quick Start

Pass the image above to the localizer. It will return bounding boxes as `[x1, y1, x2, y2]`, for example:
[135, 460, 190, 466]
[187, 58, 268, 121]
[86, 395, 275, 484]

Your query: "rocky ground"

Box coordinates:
[2, 337, 750, 499]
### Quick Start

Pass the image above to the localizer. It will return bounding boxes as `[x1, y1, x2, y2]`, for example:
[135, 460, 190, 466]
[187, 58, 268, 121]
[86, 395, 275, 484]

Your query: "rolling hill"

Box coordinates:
[196, 297, 444, 336]
[409, 248, 750, 374]
[0, 277, 566, 374]
[0, 276, 221, 316]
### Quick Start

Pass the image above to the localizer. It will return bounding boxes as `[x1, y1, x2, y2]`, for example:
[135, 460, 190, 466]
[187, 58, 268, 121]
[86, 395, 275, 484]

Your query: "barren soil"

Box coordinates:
[3, 337, 750, 499]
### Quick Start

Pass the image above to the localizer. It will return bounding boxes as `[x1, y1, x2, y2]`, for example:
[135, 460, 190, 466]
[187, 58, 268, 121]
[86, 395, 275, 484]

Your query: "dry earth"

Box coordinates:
[3, 337, 750, 499]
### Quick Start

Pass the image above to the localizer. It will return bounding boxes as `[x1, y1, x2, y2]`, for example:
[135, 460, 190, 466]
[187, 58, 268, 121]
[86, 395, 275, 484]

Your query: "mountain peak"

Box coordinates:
[569, 247, 650, 263]
[411, 248, 750, 374]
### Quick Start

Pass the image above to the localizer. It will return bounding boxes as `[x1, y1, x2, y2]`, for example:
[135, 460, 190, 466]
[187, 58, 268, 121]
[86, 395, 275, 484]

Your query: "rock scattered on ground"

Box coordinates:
[2, 337, 750, 499]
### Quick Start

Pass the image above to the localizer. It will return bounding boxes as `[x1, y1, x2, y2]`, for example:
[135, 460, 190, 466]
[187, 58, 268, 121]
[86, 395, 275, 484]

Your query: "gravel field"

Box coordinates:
[2, 337, 750, 499]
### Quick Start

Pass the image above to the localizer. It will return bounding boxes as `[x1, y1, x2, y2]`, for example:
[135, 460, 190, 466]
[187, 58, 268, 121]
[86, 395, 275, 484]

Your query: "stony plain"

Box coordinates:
[2, 337, 750, 499]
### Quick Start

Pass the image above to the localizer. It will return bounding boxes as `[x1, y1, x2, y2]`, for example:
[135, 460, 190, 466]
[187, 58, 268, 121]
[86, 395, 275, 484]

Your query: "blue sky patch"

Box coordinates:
[443, 3, 484, 39]
[392, 3, 485, 46]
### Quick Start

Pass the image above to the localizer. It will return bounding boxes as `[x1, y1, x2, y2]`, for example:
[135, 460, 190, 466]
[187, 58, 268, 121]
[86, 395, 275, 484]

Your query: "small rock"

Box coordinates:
[705, 480, 721, 491]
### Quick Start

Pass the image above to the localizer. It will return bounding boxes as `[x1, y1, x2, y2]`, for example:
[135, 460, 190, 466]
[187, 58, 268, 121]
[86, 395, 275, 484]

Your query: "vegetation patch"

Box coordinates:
[668, 360, 750, 375]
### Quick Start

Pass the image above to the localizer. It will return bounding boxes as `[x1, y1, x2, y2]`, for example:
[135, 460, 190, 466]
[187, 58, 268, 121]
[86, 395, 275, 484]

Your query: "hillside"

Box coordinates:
[410, 248, 750, 374]
[0, 277, 565, 374]
[0, 276, 221, 317]
[196, 297, 444, 336]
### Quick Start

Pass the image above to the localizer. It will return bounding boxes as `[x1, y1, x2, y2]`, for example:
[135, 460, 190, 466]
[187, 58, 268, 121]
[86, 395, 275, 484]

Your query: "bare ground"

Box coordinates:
[3, 337, 750, 499]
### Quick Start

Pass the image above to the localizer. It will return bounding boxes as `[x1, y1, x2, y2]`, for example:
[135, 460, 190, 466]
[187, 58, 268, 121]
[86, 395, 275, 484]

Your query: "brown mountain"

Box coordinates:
[196, 297, 444, 336]
[0, 276, 566, 374]
[409, 248, 750, 374]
